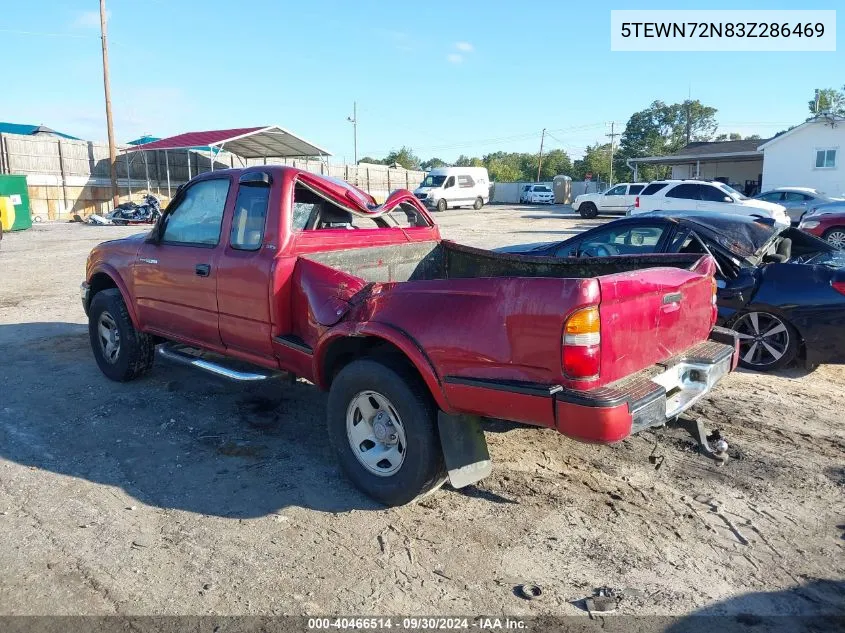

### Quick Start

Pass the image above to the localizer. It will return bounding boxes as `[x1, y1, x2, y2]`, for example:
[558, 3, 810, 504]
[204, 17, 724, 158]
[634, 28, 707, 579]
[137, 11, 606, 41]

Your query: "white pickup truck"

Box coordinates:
[572, 183, 646, 218]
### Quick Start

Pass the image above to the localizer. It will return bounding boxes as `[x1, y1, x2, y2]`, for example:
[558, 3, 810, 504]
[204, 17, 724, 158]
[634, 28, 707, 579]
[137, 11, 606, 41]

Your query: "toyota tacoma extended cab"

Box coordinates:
[82, 166, 739, 506]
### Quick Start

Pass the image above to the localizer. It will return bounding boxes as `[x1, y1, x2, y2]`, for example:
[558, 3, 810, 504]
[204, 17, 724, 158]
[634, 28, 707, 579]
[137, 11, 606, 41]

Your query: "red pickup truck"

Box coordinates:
[82, 166, 738, 505]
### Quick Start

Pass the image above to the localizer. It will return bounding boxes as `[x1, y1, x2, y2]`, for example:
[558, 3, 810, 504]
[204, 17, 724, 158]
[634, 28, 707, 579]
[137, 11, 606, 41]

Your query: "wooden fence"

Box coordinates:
[0, 133, 426, 219]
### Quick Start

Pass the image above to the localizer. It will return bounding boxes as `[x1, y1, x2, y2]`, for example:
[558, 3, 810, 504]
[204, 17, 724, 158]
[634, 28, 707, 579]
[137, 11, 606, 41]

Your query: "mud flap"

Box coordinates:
[437, 412, 492, 488]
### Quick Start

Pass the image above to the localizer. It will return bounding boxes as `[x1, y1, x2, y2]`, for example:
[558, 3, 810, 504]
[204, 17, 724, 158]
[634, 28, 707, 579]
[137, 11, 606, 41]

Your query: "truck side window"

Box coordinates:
[230, 182, 270, 251]
[444, 176, 455, 189]
[162, 178, 230, 246]
[458, 175, 474, 188]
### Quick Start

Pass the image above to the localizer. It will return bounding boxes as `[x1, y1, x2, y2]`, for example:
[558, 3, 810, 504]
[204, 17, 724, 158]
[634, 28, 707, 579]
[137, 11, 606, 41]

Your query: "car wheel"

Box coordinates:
[327, 358, 447, 506]
[823, 227, 845, 250]
[436, 198, 447, 212]
[88, 288, 155, 381]
[473, 197, 483, 210]
[580, 202, 598, 219]
[730, 311, 798, 371]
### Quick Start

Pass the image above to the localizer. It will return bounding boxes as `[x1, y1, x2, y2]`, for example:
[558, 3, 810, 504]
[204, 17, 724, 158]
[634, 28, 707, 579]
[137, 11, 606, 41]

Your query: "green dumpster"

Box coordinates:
[0, 175, 32, 231]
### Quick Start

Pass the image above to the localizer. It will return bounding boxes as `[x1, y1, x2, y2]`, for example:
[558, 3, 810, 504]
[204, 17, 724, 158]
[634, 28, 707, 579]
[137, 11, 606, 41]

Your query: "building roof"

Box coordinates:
[0, 122, 79, 140]
[125, 125, 331, 158]
[757, 115, 845, 151]
[628, 138, 768, 165]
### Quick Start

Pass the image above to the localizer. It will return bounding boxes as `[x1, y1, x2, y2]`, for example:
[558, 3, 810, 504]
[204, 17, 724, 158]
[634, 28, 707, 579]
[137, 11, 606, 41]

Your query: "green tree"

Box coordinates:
[618, 99, 718, 181]
[420, 157, 446, 171]
[486, 157, 521, 182]
[358, 156, 383, 165]
[713, 133, 763, 141]
[382, 146, 421, 170]
[537, 149, 572, 181]
[808, 87, 845, 115]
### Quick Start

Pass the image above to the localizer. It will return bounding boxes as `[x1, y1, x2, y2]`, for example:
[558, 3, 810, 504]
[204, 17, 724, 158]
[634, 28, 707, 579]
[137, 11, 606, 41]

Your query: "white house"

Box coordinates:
[758, 115, 845, 196]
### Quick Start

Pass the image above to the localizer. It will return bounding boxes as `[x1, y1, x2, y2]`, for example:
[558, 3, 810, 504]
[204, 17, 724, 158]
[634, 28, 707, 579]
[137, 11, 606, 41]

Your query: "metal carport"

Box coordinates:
[123, 125, 332, 196]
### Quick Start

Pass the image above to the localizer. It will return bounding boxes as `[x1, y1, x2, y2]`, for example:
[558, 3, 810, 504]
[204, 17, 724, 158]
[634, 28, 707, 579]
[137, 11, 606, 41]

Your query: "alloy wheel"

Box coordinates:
[97, 311, 121, 364]
[733, 312, 790, 368]
[826, 230, 845, 250]
[346, 391, 407, 476]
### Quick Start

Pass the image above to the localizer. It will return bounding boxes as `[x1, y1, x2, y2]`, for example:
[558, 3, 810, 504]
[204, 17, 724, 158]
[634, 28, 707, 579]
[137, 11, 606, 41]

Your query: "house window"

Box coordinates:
[815, 149, 837, 169]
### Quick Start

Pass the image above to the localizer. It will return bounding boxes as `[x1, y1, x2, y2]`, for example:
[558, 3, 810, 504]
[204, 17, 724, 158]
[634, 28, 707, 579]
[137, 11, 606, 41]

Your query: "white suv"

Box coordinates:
[629, 180, 789, 224]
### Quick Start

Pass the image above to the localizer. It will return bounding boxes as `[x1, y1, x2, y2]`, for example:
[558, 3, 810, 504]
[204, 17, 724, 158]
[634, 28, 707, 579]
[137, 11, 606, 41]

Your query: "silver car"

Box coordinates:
[753, 187, 845, 224]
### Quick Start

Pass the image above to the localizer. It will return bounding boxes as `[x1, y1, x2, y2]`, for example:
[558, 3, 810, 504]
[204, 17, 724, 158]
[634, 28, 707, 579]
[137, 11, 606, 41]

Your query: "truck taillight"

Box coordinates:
[562, 306, 600, 380]
[635, 196, 640, 208]
[833, 281, 845, 296]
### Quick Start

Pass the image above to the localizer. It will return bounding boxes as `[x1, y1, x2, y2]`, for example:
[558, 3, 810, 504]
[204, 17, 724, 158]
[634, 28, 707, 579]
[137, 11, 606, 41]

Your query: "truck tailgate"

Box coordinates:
[596, 256, 716, 385]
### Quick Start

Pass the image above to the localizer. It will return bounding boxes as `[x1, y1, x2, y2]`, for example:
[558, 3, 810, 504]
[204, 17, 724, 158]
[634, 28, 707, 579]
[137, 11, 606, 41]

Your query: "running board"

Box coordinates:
[157, 343, 282, 382]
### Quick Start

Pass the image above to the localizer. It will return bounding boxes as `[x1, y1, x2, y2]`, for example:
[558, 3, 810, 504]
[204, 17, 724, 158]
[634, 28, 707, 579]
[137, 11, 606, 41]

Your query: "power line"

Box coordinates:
[0, 28, 93, 39]
[363, 122, 607, 157]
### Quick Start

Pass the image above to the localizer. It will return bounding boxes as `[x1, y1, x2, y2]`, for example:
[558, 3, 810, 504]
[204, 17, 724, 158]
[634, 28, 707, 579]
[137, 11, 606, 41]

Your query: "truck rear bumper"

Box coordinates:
[443, 327, 739, 444]
[555, 337, 735, 443]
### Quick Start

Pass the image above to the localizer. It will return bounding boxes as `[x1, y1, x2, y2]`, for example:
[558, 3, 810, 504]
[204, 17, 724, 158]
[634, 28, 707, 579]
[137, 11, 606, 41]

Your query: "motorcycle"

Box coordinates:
[109, 194, 161, 225]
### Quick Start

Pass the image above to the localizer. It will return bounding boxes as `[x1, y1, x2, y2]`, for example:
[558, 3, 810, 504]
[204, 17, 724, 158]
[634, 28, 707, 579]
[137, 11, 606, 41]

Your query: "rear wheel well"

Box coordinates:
[322, 336, 428, 392]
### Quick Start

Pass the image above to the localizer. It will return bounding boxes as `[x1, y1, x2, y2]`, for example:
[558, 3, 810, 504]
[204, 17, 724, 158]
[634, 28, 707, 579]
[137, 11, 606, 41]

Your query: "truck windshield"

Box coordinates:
[421, 175, 447, 188]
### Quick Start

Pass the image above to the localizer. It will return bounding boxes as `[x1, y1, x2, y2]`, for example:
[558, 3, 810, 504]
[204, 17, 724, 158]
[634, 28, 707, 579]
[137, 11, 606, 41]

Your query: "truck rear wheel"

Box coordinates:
[473, 197, 483, 210]
[88, 288, 155, 382]
[327, 359, 446, 506]
[579, 202, 598, 219]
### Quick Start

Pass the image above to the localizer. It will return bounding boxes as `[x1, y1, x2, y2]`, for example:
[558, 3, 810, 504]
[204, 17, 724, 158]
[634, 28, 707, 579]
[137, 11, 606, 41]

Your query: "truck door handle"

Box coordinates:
[195, 264, 211, 277]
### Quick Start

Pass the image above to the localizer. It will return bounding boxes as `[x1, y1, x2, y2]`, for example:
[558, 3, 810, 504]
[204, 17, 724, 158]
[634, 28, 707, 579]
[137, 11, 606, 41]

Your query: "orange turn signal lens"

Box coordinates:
[564, 306, 600, 335]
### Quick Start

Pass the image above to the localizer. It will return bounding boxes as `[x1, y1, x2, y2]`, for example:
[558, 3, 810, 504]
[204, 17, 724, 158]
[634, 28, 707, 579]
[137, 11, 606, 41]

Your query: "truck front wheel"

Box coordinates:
[88, 288, 155, 382]
[327, 359, 446, 506]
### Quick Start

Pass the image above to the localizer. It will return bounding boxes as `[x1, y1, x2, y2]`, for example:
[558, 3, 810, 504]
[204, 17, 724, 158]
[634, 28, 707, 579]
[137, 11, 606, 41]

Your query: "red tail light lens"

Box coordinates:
[833, 280, 845, 296]
[562, 306, 601, 380]
[635, 196, 640, 208]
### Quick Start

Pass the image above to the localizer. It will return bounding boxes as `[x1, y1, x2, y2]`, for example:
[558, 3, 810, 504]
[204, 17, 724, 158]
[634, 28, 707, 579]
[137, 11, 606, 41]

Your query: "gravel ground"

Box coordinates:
[0, 205, 842, 618]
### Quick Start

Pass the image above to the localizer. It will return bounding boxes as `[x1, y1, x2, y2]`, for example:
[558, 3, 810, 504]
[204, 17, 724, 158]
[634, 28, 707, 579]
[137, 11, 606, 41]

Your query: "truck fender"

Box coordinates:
[314, 321, 453, 413]
[88, 265, 140, 330]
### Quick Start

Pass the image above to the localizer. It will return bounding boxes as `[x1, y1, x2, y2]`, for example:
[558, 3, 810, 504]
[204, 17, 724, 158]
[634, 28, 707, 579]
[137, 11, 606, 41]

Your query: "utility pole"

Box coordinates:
[347, 102, 358, 165]
[606, 122, 619, 186]
[684, 100, 692, 146]
[536, 128, 546, 182]
[100, 0, 119, 208]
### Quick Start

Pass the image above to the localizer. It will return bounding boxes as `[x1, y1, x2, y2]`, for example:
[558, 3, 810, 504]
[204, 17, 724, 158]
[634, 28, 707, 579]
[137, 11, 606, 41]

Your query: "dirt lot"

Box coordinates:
[0, 204, 843, 618]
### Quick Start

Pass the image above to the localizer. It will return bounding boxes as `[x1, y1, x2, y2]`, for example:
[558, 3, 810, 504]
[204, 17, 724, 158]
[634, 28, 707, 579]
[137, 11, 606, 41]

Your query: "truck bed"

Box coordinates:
[292, 240, 716, 393]
[301, 240, 704, 283]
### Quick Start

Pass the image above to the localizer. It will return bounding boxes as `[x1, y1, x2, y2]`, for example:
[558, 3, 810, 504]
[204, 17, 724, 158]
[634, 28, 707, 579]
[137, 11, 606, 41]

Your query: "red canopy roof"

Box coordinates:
[125, 125, 331, 158]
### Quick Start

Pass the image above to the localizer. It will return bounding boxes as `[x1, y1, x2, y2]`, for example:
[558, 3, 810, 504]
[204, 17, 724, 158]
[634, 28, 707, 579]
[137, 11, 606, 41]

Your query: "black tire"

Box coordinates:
[473, 197, 483, 210]
[436, 198, 447, 212]
[327, 358, 447, 506]
[729, 311, 798, 371]
[88, 288, 155, 382]
[579, 202, 598, 219]
[822, 226, 845, 250]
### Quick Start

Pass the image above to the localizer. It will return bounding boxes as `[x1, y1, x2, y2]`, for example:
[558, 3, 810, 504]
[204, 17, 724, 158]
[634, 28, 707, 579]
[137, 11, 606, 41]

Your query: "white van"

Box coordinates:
[414, 167, 490, 212]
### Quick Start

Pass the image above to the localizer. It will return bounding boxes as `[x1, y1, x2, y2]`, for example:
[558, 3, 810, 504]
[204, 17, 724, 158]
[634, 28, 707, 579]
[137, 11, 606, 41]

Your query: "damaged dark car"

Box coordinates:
[502, 211, 845, 372]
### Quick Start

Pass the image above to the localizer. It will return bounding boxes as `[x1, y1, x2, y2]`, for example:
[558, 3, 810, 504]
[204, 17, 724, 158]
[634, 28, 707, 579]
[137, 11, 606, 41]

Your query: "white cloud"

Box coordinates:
[455, 41, 474, 52]
[72, 10, 108, 29]
[447, 53, 464, 64]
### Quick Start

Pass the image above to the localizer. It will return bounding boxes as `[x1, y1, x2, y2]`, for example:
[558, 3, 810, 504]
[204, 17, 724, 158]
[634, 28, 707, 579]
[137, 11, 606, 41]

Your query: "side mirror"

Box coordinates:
[723, 196, 732, 203]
